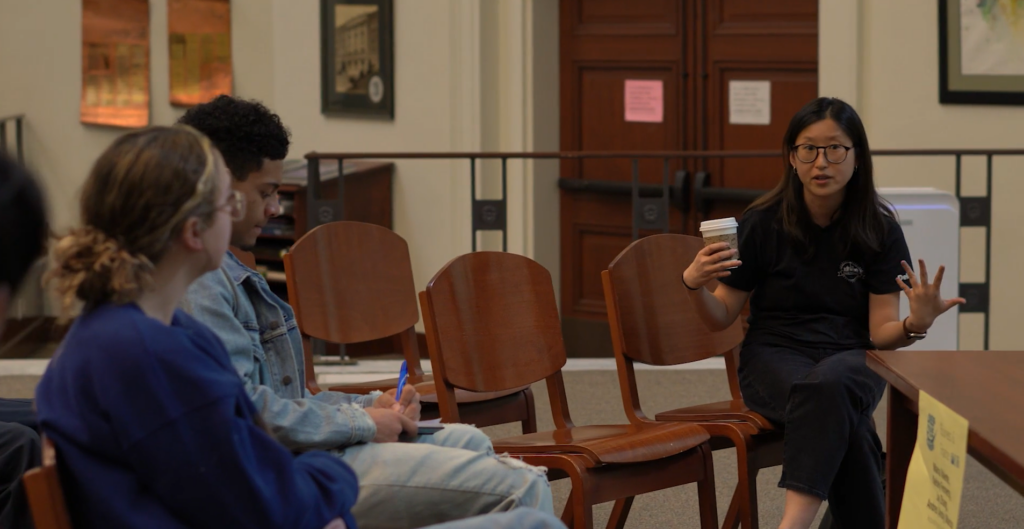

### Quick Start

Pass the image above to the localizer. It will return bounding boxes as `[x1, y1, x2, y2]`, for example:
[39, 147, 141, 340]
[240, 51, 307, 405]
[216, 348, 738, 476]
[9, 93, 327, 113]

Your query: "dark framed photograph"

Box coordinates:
[320, 0, 394, 118]
[939, 0, 1024, 105]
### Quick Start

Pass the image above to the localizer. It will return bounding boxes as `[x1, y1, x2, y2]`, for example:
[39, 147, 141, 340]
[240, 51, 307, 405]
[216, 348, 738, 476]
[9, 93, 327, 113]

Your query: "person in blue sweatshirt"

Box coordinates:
[34, 126, 564, 529]
[36, 125, 358, 529]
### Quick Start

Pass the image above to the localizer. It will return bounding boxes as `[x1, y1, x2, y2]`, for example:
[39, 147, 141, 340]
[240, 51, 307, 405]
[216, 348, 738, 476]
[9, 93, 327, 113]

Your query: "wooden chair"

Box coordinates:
[283, 221, 536, 432]
[602, 234, 784, 529]
[22, 436, 72, 529]
[419, 251, 719, 529]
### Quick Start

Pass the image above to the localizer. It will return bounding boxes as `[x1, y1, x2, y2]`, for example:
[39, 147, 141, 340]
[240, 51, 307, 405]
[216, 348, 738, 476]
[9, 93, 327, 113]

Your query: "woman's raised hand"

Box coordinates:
[898, 259, 966, 331]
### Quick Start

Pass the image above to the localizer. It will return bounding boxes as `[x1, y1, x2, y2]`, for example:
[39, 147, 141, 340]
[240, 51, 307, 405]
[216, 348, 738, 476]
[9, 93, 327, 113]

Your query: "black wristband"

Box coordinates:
[681, 274, 700, 291]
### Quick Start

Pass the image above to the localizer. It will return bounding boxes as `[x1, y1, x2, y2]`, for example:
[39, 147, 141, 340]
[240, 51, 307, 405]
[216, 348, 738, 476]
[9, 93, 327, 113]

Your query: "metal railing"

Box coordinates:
[0, 114, 25, 164]
[305, 148, 1024, 349]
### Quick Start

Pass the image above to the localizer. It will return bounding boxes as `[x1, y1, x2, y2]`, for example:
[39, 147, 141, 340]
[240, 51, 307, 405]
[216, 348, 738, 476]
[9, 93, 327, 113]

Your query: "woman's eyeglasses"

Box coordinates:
[219, 190, 246, 221]
[792, 144, 852, 164]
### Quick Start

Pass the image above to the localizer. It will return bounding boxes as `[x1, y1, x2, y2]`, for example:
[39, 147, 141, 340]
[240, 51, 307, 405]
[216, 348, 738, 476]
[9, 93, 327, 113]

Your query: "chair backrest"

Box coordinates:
[283, 221, 420, 345]
[604, 234, 744, 367]
[420, 252, 574, 427]
[22, 436, 72, 529]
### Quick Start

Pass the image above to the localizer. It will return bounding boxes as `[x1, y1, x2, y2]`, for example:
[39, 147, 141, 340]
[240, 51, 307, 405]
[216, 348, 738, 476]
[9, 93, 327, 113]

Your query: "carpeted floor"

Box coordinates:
[3, 370, 1021, 528]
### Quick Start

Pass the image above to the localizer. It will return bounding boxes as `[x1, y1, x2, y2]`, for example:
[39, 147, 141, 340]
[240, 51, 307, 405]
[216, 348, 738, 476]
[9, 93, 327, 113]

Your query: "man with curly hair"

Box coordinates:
[179, 96, 557, 529]
[0, 153, 48, 529]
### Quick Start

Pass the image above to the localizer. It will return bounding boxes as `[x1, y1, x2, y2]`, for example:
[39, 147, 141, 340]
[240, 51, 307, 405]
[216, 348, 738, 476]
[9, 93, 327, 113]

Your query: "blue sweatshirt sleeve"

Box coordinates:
[123, 396, 359, 529]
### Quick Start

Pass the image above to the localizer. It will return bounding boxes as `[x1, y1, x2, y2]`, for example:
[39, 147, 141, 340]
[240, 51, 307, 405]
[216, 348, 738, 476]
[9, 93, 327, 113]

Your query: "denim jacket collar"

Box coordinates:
[222, 251, 261, 285]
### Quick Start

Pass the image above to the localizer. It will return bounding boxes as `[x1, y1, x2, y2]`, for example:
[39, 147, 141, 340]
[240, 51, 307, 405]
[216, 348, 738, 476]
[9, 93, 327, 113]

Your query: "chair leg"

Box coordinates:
[742, 460, 759, 529]
[560, 498, 574, 526]
[697, 443, 720, 529]
[718, 428, 759, 529]
[722, 484, 744, 529]
[605, 496, 634, 529]
[566, 469, 593, 529]
[525, 454, 593, 529]
[521, 387, 538, 434]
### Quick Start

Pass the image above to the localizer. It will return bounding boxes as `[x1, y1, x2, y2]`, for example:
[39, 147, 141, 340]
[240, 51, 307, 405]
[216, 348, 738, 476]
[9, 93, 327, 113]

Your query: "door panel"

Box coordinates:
[701, 0, 818, 222]
[572, 0, 680, 36]
[712, 65, 818, 188]
[578, 65, 681, 181]
[714, 0, 816, 34]
[576, 226, 633, 313]
[559, 0, 817, 357]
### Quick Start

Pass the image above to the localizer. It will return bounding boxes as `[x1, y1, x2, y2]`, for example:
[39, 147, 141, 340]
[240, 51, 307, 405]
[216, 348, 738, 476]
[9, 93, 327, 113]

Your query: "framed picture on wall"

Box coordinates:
[320, 0, 394, 118]
[939, 0, 1024, 105]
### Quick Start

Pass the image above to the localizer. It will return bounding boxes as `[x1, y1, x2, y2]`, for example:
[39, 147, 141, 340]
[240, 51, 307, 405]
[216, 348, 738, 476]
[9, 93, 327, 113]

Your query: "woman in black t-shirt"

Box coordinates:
[681, 97, 963, 529]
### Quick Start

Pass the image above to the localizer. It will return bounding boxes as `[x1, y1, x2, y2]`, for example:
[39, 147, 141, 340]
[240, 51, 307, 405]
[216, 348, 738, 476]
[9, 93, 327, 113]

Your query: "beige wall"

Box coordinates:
[0, 0, 558, 320]
[269, 0, 466, 304]
[0, 0, 277, 232]
[820, 0, 1024, 349]
[11, 1, 1015, 349]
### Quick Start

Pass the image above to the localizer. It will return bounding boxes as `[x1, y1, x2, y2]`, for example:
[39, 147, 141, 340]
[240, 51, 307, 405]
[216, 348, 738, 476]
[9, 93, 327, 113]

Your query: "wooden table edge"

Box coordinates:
[866, 350, 1024, 497]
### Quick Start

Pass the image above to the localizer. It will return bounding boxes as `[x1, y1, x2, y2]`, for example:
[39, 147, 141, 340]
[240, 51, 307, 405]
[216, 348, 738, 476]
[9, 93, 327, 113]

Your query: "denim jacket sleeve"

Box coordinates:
[183, 268, 378, 450]
[308, 388, 378, 408]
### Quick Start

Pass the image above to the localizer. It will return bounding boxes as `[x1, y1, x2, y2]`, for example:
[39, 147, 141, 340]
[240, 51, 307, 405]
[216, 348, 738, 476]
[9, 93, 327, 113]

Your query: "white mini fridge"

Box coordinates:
[879, 188, 960, 351]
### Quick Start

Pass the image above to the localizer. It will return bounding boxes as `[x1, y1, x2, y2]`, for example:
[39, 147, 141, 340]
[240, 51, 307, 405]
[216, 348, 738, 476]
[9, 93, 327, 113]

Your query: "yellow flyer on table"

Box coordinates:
[897, 390, 969, 529]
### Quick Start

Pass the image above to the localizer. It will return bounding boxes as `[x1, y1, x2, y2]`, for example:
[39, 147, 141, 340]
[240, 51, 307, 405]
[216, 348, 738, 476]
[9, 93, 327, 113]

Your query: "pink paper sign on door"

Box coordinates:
[624, 80, 663, 123]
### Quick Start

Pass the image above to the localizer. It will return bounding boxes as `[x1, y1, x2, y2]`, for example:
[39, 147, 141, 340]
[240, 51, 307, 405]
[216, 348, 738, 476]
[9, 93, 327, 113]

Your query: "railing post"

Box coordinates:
[470, 157, 477, 251]
[661, 158, 670, 234]
[955, 153, 992, 350]
[15, 117, 23, 164]
[470, 156, 507, 251]
[304, 156, 352, 365]
[631, 159, 639, 241]
[501, 157, 508, 252]
[305, 157, 347, 230]
[984, 154, 992, 350]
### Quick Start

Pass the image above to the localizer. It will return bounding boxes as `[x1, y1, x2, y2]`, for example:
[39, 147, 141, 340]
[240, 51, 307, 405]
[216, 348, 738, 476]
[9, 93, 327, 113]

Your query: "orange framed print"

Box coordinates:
[81, 0, 150, 128]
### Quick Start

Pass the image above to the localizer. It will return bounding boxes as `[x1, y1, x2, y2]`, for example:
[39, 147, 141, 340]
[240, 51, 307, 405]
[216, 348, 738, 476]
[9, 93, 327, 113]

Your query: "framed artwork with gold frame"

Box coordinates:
[81, 0, 150, 128]
[940, 0, 1024, 105]
[168, 0, 233, 107]
[320, 0, 394, 119]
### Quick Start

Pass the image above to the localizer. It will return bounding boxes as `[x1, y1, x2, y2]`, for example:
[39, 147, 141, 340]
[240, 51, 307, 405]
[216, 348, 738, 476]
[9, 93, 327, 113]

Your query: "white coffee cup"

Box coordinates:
[699, 217, 740, 266]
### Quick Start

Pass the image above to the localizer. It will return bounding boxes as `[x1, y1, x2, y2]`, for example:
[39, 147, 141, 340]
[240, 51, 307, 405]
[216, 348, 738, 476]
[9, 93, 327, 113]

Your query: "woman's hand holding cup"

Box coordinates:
[683, 243, 742, 290]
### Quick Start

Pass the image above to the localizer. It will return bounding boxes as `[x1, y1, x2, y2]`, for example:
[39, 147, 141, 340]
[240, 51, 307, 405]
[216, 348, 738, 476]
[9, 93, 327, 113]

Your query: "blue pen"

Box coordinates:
[396, 360, 408, 408]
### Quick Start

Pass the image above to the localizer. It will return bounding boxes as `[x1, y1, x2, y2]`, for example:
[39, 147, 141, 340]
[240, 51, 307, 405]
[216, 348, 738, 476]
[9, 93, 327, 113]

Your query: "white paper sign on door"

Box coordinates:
[624, 80, 664, 123]
[729, 80, 771, 125]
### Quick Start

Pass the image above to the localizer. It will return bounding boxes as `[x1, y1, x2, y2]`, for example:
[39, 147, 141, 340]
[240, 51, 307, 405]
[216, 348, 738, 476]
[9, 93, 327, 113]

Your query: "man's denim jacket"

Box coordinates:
[183, 252, 377, 451]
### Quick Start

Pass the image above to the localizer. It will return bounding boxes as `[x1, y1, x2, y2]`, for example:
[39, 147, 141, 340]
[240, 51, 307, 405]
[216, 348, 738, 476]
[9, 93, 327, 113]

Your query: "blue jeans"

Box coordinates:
[338, 424, 553, 529]
[0, 399, 36, 431]
[738, 345, 887, 529]
[0, 422, 38, 529]
[421, 509, 565, 529]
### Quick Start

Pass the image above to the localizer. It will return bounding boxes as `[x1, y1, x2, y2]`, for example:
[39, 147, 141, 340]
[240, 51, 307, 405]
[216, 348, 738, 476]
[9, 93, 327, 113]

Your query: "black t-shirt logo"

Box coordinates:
[838, 261, 865, 282]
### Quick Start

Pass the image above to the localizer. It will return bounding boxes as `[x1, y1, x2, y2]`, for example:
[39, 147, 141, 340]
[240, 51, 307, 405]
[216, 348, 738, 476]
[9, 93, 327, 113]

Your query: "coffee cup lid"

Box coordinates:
[699, 217, 738, 232]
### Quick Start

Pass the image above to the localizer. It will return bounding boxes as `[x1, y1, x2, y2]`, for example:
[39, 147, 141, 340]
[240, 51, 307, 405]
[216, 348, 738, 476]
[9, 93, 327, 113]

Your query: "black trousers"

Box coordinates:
[0, 422, 38, 529]
[0, 399, 39, 529]
[0, 399, 36, 432]
[738, 345, 887, 529]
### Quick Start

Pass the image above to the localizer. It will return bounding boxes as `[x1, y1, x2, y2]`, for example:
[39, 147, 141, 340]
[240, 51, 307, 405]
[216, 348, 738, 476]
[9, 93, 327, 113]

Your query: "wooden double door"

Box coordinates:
[559, 0, 819, 356]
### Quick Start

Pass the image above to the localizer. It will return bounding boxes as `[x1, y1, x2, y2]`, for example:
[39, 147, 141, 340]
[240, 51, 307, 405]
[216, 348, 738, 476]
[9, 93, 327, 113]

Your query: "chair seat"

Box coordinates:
[493, 422, 709, 465]
[327, 375, 427, 395]
[415, 381, 529, 404]
[327, 376, 528, 404]
[654, 399, 776, 431]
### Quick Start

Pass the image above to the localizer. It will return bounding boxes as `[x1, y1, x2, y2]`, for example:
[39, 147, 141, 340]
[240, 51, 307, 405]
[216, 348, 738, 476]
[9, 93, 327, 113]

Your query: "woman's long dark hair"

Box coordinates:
[746, 97, 894, 259]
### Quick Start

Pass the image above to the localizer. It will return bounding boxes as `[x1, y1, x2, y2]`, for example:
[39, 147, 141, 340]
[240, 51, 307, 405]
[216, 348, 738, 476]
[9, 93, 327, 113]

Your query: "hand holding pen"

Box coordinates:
[373, 361, 422, 421]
